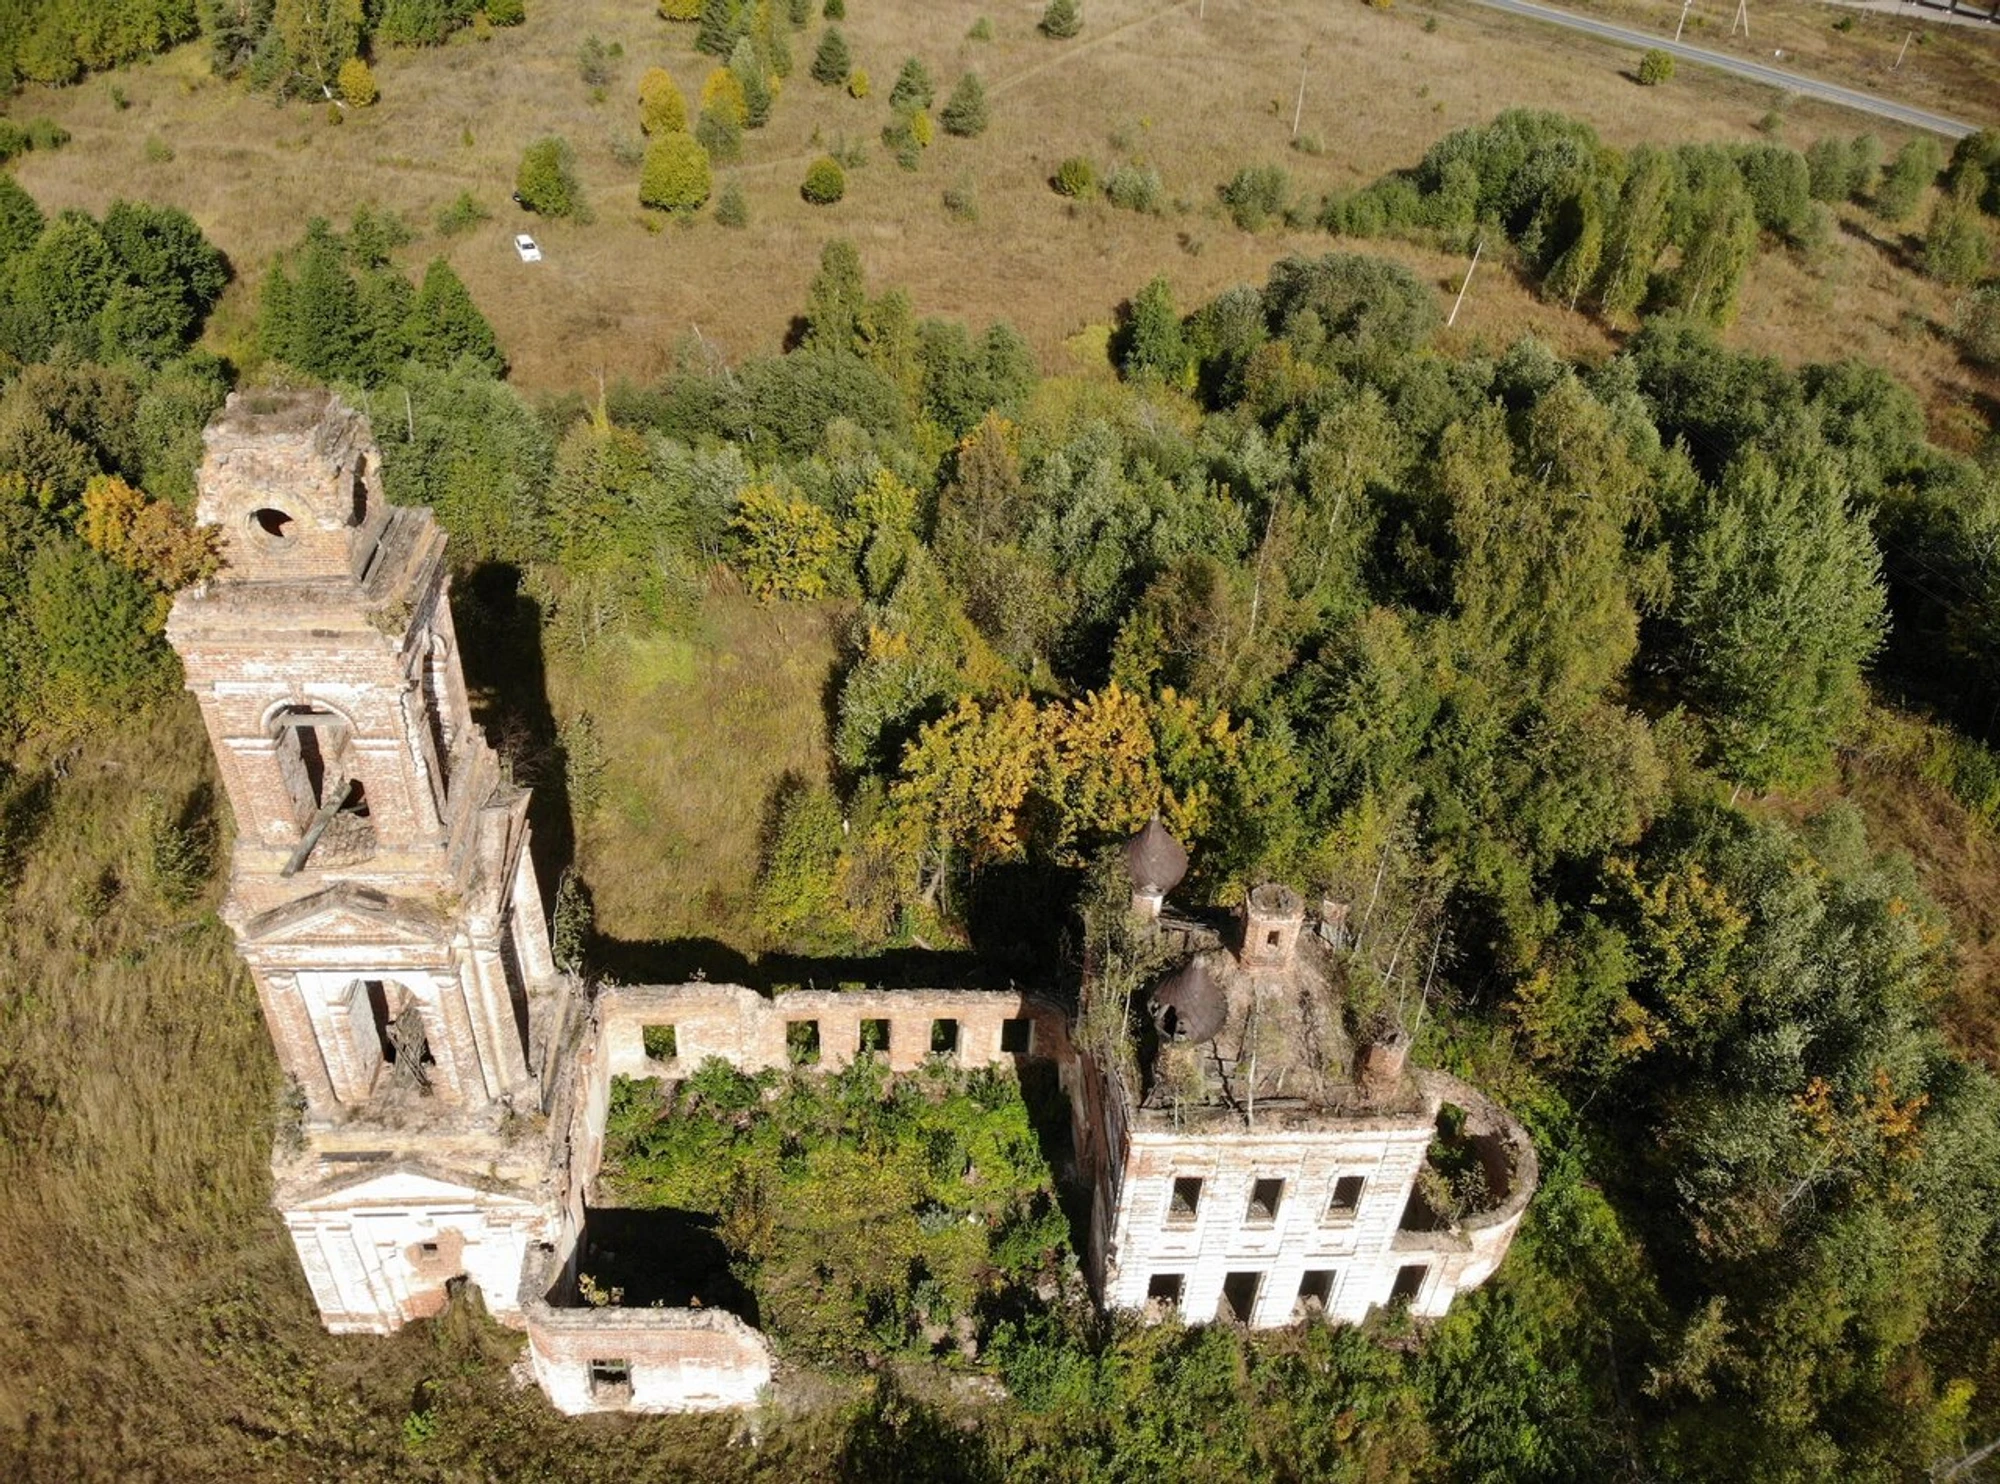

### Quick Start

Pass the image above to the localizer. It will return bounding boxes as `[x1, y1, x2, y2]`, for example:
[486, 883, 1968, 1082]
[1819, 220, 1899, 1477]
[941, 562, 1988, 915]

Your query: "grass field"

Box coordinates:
[554, 588, 845, 955]
[8, 0, 1997, 432]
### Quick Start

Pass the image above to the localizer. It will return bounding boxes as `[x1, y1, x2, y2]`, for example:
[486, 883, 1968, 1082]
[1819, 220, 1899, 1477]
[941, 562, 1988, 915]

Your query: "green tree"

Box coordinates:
[1595, 145, 1677, 320]
[1120, 276, 1190, 385]
[640, 133, 714, 213]
[802, 238, 869, 351]
[1665, 168, 1757, 326]
[273, 0, 363, 98]
[1040, 0, 1081, 39]
[940, 71, 988, 137]
[24, 539, 173, 729]
[810, 25, 848, 84]
[516, 135, 584, 218]
[729, 37, 772, 127]
[404, 258, 501, 371]
[697, 0, 746, 55]
[1873, 136, 1942, 225]
[0, 175, 45, 259]
[1922, 186, 1993, 288]
[1637, 48, 1673, 85]
[889, 55, 933, 111]
[1671, 453, 1887, 787]
[731, 483, 845, 599]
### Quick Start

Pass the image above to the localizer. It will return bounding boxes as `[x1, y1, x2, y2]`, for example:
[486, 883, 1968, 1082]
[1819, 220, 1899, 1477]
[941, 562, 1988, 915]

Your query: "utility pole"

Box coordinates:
[1895, 28, 1913, 67]
[1447, 236, 1483, 328]
[1731, 0, 1748, 39]
[1675, 0, 1692, 42]
[1292, 48, 1310, 140]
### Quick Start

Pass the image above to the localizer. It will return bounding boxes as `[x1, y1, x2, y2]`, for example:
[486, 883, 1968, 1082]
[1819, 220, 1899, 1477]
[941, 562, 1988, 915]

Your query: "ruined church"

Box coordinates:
[166, 390, 1536, 1414]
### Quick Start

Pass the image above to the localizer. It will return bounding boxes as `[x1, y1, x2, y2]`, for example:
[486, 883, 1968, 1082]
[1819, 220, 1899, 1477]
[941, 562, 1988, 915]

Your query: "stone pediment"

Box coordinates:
[243, 883, 449, 948]
[289, 1160, 539, 1212]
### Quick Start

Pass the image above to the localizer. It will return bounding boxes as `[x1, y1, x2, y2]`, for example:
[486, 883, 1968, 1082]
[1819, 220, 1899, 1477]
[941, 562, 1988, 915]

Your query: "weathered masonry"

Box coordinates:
[170, 392, 1534, 1416]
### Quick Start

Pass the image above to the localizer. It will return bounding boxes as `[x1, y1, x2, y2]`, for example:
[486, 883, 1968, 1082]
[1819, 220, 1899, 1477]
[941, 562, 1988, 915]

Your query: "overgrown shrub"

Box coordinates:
[716, 179, 750, 227]
[1221, 164, 1290, 231]
[803, 155, 847, 204]
[641, 133, 714, 212]
[337, 57, 377, 107]
[1638, 49, 1674, 85]
[436, 192, 490, 235]
[577, 34, 615, 87]
[1054, 156, 1095, 198]
[515, 136, 585, 218]
[848, 68, 870, 99]
[640, 66, 688, 135]
[487, 0, 526, 24]
[1105, 162, 1162, 213]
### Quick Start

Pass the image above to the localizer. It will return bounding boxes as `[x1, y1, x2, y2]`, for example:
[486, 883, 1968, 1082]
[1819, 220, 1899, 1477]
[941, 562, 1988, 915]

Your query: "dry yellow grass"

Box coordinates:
[7, 0, 1995, 428]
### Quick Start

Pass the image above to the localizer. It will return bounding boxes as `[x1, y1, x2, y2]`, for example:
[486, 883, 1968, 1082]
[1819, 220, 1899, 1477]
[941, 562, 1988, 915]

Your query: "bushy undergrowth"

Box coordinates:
[599, 1058, 1072, 1366]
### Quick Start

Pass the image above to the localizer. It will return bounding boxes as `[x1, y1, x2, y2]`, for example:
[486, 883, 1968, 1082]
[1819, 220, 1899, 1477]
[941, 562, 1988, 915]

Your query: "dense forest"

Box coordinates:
[5, 102, 2000, 1476]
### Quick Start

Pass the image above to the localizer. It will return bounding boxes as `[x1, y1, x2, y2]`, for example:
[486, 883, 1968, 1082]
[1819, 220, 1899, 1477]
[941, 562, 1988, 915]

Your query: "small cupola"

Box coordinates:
[1123, 815, 1188, 920]
[1149, 955, 1226, 1043]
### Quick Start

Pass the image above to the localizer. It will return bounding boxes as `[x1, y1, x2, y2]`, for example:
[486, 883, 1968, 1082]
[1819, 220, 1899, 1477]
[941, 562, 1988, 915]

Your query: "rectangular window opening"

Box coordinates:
[930, 1018, 959, 1056]
[786, 1019, 821, 1066]
[1145, 1273, 1184, 1315]
[858, 1018, 890, 1055]
[588, 1358, 632, 1399]
[1391, 1264, 1429, 1306]
[641, 1024, 677, 1062]
[1246, 1178, 1285, 1225]
[419, 1240, 440, 1256]
[1168, 1176, 1204, 1223]
[1219, 1271, 1262, 1325]
[1000, 1017, 1033, 1054]
[1296, 1269, 1336, 1318]
[1326, 1175, 1366, 1222]
[1265, 929, 1280, 947]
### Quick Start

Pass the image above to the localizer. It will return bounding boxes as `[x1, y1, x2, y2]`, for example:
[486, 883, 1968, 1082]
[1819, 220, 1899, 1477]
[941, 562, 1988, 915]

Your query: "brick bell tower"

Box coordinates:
[167, 390, 562, 1332]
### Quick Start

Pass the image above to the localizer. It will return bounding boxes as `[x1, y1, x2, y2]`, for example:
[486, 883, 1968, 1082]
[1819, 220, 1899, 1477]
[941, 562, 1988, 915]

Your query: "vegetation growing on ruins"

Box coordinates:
[6, 2, 2000, 1473]
[597, 1058, 1073, 1367]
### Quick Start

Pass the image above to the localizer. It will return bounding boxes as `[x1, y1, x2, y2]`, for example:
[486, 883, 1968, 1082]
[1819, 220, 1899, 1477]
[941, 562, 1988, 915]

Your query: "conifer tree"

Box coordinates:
[728, 38, 772, 127]
[1040, 0, 1082, 39]
[889, 55, 932, 111]
[697, 0, 745, 56]
[406, 259, 501, 372]
[810, 26, 849, 85]
[940, 72, 987, 137]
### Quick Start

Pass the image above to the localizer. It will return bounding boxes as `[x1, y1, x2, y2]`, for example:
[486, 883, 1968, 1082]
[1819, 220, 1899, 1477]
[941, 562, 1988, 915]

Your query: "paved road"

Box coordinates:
[1457, 0, 1977, 137]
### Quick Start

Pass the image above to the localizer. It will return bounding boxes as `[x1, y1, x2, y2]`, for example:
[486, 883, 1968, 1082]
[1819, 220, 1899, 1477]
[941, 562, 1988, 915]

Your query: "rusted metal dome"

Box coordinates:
[1124, 815, 1189, 896]
[1150, 955, 1226, 1043]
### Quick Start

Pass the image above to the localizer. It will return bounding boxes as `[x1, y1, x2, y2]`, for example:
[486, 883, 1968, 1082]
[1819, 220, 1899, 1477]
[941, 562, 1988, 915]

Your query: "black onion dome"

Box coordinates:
[1150, 956, 1226, 1043]
[1124, 815, 1188, 895]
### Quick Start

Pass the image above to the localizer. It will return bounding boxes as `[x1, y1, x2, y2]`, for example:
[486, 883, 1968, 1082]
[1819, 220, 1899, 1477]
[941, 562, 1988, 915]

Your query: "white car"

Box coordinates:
[514, 234, 542, 263]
